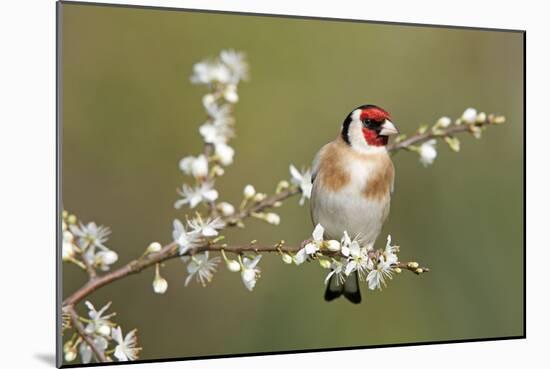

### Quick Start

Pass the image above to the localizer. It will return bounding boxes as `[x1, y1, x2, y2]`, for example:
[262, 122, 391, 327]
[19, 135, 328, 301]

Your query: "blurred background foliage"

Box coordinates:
[61, 3, 524, 362]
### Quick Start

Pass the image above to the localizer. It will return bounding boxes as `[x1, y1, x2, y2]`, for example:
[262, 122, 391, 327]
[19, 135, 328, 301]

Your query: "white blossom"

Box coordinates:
[289, 165, 312, 205]
[324, 260, 346, 286]
[222, 84, 239, 103]
[241, 255, 261, 291]
[383, 235, 399, 265]
[62, 230, 75, 260]
[340, 231, 352, 257]
[84, 301, 115, 337]
[94, 250, 119, 271]
[215, 142, 235, 166]
[206, 102, 235, 129]
[366, 256, 394, 290]
[187, 216, 225, 237]
[200, 102, 234, 144]
[172, 219, 200, 255]
[294, 224, 324, 265]
[179, 154, 209, 178]
[112, 326, 141, 361]
[344, 240, 370, 279]
[69, 222, 111, 250]
[175, 183, 218, 209]
[220, 49, 249, 84]
[184, 252, 220, 287]
[461, 107, 477, 124]
[79, 336, 109, 364]
[190, 60, 231, 85]
[419, 139, 437, 167]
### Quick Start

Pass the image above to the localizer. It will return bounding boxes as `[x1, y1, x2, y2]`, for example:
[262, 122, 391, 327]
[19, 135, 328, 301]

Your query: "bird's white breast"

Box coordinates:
[310, 140, 392, 248]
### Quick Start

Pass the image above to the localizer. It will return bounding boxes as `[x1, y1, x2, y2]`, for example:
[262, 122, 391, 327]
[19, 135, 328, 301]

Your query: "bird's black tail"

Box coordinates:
[324, 271, 361, 304]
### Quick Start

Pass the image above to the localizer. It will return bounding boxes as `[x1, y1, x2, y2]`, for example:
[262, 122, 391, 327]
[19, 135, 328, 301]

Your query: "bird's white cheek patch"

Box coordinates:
[347, 110, 386, 154]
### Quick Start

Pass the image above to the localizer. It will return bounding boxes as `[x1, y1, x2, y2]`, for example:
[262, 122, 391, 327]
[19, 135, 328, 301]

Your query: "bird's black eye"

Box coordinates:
[363, 119, 374, 128]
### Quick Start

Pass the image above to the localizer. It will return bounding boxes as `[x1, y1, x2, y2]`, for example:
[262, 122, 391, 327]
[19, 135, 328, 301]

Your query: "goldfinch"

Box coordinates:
[310, 105, 399, 303]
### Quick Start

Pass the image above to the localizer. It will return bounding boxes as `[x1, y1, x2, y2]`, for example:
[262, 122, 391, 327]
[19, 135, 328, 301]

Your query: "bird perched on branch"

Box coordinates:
[310, 105, 398, 303]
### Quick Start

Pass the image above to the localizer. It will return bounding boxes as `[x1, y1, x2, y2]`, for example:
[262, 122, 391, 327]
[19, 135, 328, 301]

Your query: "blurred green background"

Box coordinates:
[60, 2, 524, 363]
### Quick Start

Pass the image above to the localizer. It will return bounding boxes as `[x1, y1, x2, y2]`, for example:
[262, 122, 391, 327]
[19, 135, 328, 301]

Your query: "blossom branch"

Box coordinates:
[63, 237, 427, 309]
[61, 49, 504, 364]
[388, 112, 505, 153]
[66, 306, 107, 363]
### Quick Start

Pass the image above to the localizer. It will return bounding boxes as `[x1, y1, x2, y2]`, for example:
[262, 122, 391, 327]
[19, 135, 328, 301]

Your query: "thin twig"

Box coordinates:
[387, 114, 501, 152]
[224, 187, 300, 225]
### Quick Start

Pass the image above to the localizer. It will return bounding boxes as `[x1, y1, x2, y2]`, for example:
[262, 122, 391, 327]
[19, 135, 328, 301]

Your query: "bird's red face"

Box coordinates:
[342, 105, 399, 151]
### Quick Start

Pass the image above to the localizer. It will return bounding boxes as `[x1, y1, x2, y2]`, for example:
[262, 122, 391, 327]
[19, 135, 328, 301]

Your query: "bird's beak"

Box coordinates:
[379, 119, 399, 136]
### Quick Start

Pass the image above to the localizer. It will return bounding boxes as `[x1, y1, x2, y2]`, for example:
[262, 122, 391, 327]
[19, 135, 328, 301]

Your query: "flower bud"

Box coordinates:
[62, 210, 69, 219]
[67, 214, 77, 224]
[62, 233, 75, 261]
[243, 185, 256, 199]
[223, 84, 239, 103]
[153, 274, 168, 294]
[146, 242, 162, 253]
[212, 165, 225, 177]
[202, 93, 215, 107]
[461, 108, 477, 124]
[281, 254, 293, 264]
[415, 268, 424, 274]
[493, 115, 506, 124]
[276, 180, 290, 193]
[470, 125, 482, 139]
[435, 116, 452, 128]
[96, 323, 111, 337]
[476, 112, 487, 123]
[394, 267, 402, 274]
[217, 202, 235, 216]
[319, 259, 332, 269]
[226, 259, 241, 272]
[408, 262, 419, 269]
[265, 213, 280, 225]
[64, 347, 77, 362]
[325, 240, 340, 252]
[444, 136, 461, 152]
[253, 193, 267, 202]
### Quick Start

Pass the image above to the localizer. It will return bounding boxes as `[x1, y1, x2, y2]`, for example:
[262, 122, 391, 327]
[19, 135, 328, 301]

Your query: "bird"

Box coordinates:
[310, 104, 399, 304]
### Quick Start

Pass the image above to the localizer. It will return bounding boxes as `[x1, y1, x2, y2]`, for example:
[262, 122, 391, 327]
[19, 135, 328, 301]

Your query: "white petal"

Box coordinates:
[189, 195, 202, 208]
[201, 226, 218, 237]
[345, 261, 357, 276]
[215, 143, 234, 166]
[294, 249, 307, 265]
[289, 165, 302, 182]
[203, 189, 219, 202]
[341, 246, 350, 257]
[312, 224, 324, 242]
[304, 242, 318, 255]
